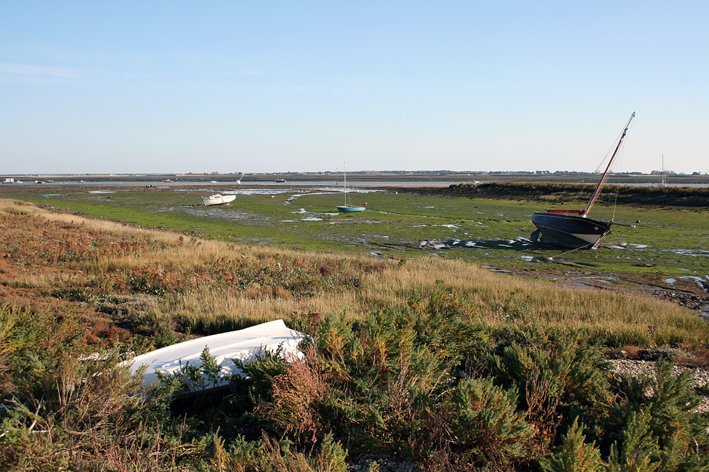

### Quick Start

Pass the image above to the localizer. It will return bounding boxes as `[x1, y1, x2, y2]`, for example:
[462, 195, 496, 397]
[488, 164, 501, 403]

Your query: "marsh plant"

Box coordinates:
[2, 297, 708, 471]
[1, 200, 703, 350]
[2, 199, 709, 470]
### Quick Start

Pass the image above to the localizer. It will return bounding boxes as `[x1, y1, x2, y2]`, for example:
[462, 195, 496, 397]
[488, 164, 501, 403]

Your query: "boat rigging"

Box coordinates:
[530, 112, 636, 249]
[337, 160, 366, 213]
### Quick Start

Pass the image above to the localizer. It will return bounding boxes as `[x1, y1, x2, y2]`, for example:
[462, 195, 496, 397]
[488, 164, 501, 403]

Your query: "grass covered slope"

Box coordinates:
[3, 182, 708, 280]
[0, 198, 704, 347]
[1, 198, 709, 471]
[447, 181, 709, 207]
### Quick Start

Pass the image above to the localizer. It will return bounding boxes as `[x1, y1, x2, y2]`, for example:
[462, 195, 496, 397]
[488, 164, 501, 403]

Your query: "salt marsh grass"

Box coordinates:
[3, 198, 709, 470]
[1, 198, 705, 346]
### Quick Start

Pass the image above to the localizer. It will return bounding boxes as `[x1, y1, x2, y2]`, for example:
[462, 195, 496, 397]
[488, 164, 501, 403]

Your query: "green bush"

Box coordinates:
[449, 377, 534, 466]
[3, 283, 709, 471]
[606, 360, 708, 471]
[540, 418, 604, 472]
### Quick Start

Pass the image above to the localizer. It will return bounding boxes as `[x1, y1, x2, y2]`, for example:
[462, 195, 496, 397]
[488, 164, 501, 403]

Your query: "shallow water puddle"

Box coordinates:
[284, 187, 380, 203]
[679, 276, 709, 292]
[427, 237, 537, 251]
[665, 248, 709, 256]
[216, 188, 292, 196]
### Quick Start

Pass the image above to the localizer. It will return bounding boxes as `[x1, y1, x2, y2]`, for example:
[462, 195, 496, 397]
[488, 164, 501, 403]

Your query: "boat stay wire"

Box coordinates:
[581, 112, 635, 217]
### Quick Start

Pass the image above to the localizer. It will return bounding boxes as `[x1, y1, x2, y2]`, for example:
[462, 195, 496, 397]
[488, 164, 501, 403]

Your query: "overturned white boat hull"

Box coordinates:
[124, 320, 305, 389]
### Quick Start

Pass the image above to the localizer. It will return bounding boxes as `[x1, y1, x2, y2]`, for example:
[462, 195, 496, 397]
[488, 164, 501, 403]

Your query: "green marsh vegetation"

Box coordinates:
[449, 181, 709, 207]
[1, 190, 708, 470]
[3, 182, 708, 278]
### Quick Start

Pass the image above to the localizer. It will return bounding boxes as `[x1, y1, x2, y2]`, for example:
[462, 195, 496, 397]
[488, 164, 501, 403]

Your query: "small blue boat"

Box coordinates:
[337, 160, 366, 213]
[337, 205, 366, 213]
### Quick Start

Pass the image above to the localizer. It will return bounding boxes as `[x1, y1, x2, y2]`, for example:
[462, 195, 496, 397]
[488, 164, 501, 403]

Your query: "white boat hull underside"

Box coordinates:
[123, 320, 305, 390]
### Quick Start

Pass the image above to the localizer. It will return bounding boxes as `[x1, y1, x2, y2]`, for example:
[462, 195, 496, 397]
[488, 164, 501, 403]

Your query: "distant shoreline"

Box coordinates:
[2, 180, 708, 208]
[2, 171, 709, 186]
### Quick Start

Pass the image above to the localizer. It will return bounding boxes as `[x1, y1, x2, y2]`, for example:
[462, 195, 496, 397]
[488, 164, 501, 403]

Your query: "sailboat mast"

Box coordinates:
[581, 112, 635, 217]
[343, 160, 347, 205]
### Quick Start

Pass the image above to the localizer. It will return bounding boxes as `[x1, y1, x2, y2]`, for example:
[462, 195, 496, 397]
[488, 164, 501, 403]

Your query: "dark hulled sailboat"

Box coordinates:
[531, 112, 635, 249]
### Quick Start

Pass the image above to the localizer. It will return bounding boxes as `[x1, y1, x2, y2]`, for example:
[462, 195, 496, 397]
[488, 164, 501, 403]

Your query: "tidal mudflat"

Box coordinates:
[2, 190, 709, 471]
[2, 182, 707, 312]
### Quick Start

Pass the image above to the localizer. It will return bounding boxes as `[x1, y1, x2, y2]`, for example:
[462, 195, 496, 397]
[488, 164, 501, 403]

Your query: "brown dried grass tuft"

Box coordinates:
[257, 347, 329, 444]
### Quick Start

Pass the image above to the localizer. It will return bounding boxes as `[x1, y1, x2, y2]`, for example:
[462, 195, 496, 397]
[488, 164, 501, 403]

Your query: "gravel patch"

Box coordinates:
[347, 455, 423, 472]
[609, 359, 709, 413]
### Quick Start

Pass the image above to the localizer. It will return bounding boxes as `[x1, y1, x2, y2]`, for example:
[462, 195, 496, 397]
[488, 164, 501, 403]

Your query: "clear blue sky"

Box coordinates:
[1, 1, 707, 175]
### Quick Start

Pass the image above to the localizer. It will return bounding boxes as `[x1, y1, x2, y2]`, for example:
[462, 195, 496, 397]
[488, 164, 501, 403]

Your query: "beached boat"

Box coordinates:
[531, 112, 636, 249]
[124, 320, 305, 390]
[338, 205, 366, 213]
[202, 194, 236, 206]
[337, 160, 366, 212]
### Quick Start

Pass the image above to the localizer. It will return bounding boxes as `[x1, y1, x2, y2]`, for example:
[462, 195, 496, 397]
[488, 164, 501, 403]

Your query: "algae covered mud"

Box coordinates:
[1, 181, 707, 311]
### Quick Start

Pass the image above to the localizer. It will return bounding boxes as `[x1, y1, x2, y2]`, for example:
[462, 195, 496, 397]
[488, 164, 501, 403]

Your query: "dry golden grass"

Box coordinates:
[358, 257, 698, 344]
[0, 198, 158, 236]
[141, 240, 701, 345]
[1, 198, 704, 346]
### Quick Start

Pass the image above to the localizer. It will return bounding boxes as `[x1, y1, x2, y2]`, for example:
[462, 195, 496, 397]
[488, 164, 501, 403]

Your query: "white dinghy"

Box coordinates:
[124, 319, 305, 390]
[202, 194, 237, 206]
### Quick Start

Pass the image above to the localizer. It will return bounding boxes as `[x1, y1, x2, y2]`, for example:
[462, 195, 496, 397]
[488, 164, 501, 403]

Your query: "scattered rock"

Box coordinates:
[612, 349, 628, 359]
[348, 455, 423, 472]
[638, 350, 660, 361]
[609, 359, 709, 413]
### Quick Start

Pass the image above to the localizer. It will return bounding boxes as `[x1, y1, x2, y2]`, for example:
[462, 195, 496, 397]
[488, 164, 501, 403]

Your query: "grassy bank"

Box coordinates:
[1, 183, 708, 282]
[446, 181, 709, 207]
[1, 198, 705, 347]
[2, 199, 709, 470]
